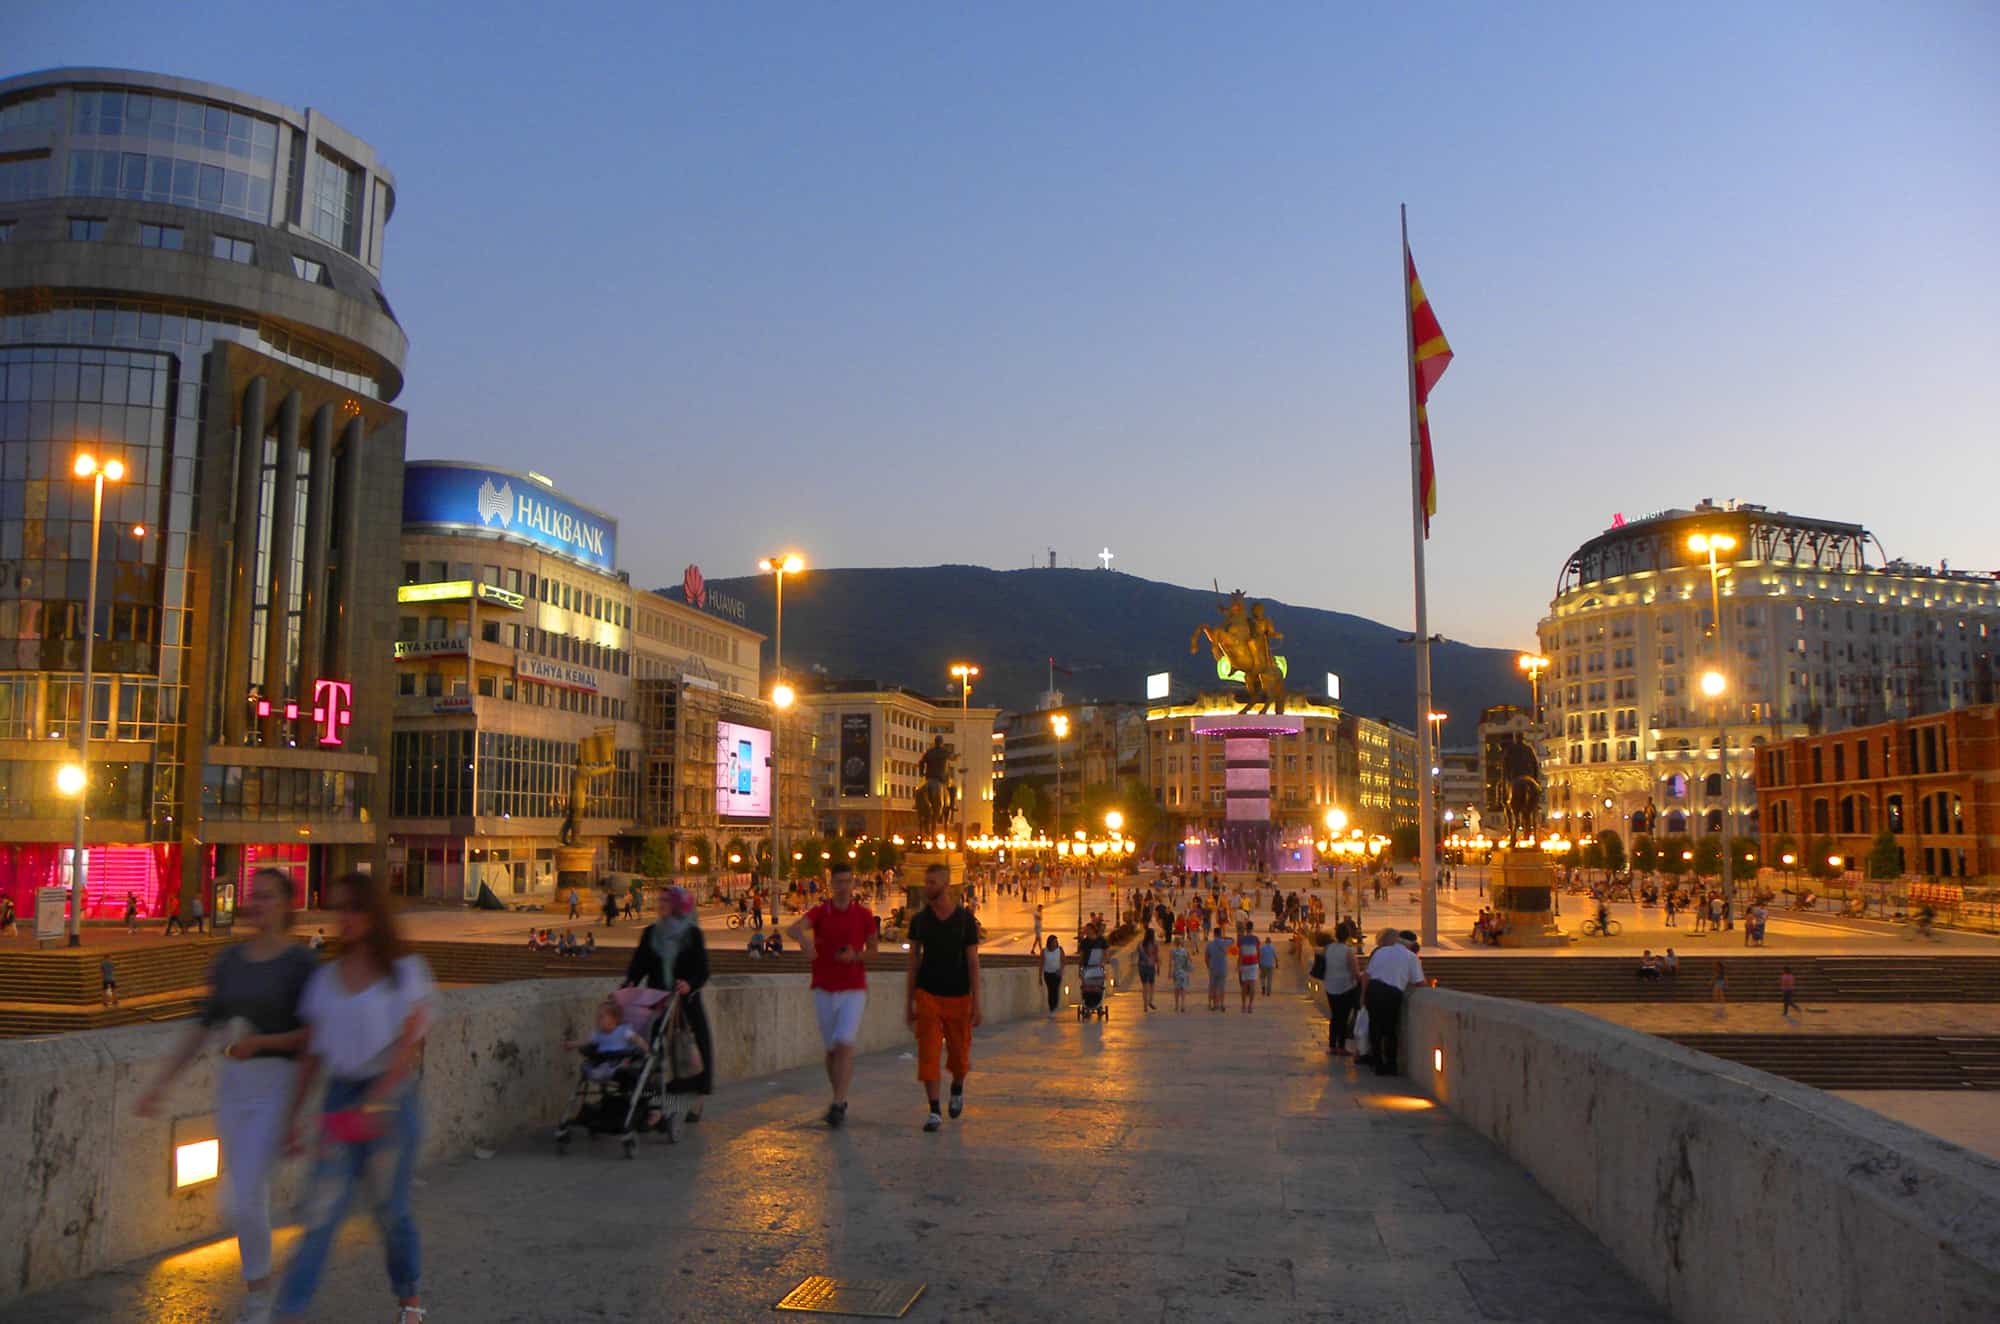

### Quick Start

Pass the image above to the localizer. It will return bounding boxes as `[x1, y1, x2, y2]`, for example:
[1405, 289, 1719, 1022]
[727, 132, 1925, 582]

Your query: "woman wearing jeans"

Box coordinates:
[137, 868, 316, 1324]
[275, 872, 436, 1324]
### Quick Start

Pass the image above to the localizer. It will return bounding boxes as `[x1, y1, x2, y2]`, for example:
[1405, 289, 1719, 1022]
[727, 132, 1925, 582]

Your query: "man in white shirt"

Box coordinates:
[1359, 927, 1426, 1076]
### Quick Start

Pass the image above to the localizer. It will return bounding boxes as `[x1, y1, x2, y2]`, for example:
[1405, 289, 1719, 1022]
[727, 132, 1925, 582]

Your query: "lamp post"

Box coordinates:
[1700, 668, 1734, 923]
[1099, 809, 1123, 932]
[759, 552, 804, 931]
[950, 662, 980, 846]
[1323, 807, 1347, 925]
[1050, 712, 1070, 917]
[59, 453, 124, 945]
[1688, 530, 1737, 913]
[1517, 653, 1550, 726]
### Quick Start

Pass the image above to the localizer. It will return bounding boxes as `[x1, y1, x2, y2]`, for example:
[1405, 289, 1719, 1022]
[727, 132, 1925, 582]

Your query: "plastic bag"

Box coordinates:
[1351, 1005, 1370, 1050]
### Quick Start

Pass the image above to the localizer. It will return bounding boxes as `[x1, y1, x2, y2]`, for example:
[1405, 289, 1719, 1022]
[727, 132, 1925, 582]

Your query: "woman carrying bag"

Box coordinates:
[274, 871, 436, 1324]
[1316, 920, 1363, 1056]
[622, 885, 713, 1134]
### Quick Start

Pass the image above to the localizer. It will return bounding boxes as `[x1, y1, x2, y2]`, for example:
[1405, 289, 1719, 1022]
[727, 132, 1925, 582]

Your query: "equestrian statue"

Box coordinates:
[1190, 587, 1288, 714]
[914, 735, 959, 841]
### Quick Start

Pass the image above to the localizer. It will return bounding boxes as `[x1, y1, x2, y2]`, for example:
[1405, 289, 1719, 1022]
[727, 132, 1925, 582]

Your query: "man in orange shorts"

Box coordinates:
[905, 863, 983, 1132]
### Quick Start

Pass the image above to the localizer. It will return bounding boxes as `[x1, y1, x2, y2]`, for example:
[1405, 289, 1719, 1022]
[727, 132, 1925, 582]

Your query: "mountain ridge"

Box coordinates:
[660, 565, 1524, 729]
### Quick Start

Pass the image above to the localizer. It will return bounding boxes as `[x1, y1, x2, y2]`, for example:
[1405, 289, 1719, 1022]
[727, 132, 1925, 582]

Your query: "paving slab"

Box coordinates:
[0, 965, 1667, 1323]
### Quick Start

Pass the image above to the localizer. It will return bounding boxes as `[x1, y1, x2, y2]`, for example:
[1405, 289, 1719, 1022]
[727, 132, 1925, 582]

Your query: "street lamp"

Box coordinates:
[950, 663, 980, 844]
[1517, 653, 1550, 724]
[759, 552, 804, 929]
[1050, 712, 1070, 841]
[62, 452, 124, 944]
[1699, 666, 1735, 920]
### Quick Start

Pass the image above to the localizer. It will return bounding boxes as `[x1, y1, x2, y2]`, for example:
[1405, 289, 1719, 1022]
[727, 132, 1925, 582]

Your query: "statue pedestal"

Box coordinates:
[1491, 846, 1569, 947]
[898, 850, 966, 919]
[547, 846, 598, 911]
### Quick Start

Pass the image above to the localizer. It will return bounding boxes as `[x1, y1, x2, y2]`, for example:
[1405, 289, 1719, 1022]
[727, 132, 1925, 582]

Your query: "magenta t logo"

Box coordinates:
[311, 679, 354, 746]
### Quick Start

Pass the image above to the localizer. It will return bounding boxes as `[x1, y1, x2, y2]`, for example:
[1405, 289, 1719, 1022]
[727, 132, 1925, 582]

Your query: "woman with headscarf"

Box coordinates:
[622, 884, 713, 1132]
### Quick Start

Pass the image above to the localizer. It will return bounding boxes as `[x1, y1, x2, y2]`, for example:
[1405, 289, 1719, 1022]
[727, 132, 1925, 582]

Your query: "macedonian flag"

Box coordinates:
[1407, 245, 1453, 536]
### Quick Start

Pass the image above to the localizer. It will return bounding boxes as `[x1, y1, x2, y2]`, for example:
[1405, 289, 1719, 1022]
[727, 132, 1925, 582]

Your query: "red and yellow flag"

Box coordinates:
[1407, 246, 1453, 536]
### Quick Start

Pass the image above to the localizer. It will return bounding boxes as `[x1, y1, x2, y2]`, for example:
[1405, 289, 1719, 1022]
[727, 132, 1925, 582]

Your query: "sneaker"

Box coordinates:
[233, 1291, 273, 1324]
[825, 1101, 847, 1128]
[662, 1112, 682, 1143]
[947, 1088, 964, 1120]
[923, 1110, 943, 1133]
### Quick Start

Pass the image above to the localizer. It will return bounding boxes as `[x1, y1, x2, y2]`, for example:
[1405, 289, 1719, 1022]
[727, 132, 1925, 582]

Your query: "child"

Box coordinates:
[1779, 965, 1797, 1018]
[1170, 937, 1192, 1013]
[100, 955, 117, 1007]
[1710, 961, 1728, 1018]
[570, 1002, 646, 1080]
[584, 932, 597, 953]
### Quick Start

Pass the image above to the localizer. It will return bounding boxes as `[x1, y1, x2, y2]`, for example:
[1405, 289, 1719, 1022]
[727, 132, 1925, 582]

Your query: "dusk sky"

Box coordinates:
[15, 1, 1997, 647]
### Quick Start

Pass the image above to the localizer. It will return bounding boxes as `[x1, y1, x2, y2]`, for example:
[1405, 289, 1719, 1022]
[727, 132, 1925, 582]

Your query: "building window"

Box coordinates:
[139, 223, 183, 250]
[69, 217, 108, 241]
[290, 254, 326, 284]
[211, 234, 254, 263]
[308, 147, 363, 254]
[0, 221, 12, 242]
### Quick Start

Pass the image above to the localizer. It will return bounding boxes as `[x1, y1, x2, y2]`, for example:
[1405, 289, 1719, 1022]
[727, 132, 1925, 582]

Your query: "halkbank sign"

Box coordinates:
[402, 462, 618, 573]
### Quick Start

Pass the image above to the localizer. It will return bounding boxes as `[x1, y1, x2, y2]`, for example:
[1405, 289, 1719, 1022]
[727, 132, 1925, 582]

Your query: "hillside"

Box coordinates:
[661, 566, 1524, 727]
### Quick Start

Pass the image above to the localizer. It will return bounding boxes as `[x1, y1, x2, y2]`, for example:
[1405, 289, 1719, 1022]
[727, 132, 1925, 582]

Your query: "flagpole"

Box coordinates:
[1403, 203, 1439, 949]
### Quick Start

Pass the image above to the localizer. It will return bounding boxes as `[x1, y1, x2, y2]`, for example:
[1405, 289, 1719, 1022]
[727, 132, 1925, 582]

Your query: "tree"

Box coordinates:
[1659, 842, 1690, 877]
[1806, 835, 1840, 880]
[1630, 834, 1658, 873]
[684, 834, 715, 875]
[794, 836, 827, 878]
[1769, 833, 1798, 872]
[1693, 836, 1722, 878]
[636, 834, 675, 880]
[1390, 824, 1421, 861]
[1867, 829, 1903, 880]
[1727, 836, 1759, 879]
[1598, 828, 1626, 875]
[724, 837, 751, 872]
[1580, 840, 1604, 872]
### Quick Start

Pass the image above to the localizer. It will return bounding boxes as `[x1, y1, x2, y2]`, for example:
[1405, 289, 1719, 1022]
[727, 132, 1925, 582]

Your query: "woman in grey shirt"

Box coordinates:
[138, 869, 316, 1324]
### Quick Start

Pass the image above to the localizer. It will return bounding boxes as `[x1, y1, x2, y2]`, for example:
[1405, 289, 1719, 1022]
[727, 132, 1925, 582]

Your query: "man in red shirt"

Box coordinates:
[787, 864, 877, 1126]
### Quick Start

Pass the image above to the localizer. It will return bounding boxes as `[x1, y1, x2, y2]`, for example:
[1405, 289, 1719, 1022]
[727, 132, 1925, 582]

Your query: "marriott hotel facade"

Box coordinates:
[0, 68, 408, 921]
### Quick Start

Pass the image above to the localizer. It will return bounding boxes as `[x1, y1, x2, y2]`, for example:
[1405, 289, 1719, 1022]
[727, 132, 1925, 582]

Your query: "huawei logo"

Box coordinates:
[683, 564, 707, 609]
[477, 477, 514, 528]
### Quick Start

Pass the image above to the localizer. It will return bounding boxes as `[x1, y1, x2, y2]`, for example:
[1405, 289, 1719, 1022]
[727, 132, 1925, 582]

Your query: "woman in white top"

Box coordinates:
[274, 872, 436, 1324]
[1040, 935, 1065, 1017]
[1359, 927, 1426, 1077]
[1320, 921, 1364, 1056]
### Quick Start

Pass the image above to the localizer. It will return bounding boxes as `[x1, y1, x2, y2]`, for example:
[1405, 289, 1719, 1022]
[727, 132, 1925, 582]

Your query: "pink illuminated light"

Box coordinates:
[311, 679, 354, 746]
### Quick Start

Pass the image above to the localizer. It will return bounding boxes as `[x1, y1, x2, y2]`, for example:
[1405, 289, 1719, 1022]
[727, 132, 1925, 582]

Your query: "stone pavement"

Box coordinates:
[4, 967, 1666, 1324]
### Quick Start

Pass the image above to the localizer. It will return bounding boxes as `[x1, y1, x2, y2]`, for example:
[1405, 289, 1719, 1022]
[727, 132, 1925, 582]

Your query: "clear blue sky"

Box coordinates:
[15, 1, 1998, 646]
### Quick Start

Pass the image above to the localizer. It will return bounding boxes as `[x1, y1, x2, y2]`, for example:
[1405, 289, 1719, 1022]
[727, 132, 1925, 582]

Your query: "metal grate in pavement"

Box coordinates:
[774, 1276, 927, 1318]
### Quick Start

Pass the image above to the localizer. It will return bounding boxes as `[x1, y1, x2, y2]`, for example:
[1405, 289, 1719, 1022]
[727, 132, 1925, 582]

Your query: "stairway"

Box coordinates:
[1663, 1033, 2000, 1091]
[1422, 955, 2000, 1004]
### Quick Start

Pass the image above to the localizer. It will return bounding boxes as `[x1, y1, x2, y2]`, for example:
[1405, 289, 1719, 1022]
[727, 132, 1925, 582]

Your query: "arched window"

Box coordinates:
[1665, 809, 1688, 834]
[1704, 773, 1723, 798]
[1705, 809, 1724, 833]
[1839, 797, 1855, 834]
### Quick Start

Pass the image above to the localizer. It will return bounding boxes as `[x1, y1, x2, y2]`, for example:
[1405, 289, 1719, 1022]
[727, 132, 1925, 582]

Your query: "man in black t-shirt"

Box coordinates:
[905, 864, 982, 1132]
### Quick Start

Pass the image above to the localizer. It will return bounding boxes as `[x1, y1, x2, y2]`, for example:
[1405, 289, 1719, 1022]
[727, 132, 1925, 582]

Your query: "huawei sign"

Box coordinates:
[682, 564, 707, 609]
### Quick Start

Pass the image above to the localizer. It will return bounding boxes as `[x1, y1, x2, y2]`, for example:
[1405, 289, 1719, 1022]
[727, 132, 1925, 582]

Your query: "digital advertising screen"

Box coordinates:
[715, 720, 772, 821]
[839, 713, 872, 797]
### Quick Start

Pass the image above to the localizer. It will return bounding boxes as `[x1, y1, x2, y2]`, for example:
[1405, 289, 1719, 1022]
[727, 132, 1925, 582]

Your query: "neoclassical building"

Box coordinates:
[0, 68, 408, 918]
[1536, 501, 2000, 846]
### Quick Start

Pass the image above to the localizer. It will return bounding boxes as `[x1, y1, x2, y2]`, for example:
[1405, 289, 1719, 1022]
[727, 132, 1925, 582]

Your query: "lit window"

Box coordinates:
[210, 234, 254, 263]
[290, 254, 326, 284]
[140, 223, 183, 250]
[68, 217, 108, 241]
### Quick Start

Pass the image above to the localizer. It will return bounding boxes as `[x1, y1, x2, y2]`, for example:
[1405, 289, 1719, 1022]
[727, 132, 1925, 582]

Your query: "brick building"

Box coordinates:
[1756, 705, 2000, 880]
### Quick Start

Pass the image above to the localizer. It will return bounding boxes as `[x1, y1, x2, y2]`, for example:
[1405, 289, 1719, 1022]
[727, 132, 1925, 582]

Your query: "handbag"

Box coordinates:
[1309, 951, 1328, 982]
[667, 1003, 705, 1079]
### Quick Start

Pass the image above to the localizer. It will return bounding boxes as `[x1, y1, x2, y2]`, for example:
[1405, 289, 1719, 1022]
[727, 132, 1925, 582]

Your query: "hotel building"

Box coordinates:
[1537, 501, 2000, 846]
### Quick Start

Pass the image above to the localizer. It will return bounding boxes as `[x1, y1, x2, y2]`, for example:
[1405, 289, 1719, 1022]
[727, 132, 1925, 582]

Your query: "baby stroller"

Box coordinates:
[1077, 948, 1110, 1021]
[555, 986, 673, 1159]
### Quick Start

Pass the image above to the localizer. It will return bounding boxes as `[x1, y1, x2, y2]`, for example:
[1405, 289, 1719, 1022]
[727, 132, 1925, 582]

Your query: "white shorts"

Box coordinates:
[813, 988, 868, 1048]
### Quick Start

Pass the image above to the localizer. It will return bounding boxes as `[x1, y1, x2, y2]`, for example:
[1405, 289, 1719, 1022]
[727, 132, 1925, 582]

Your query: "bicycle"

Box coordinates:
[1580, 916, 1622, 938]
[724, 912, 746, 930]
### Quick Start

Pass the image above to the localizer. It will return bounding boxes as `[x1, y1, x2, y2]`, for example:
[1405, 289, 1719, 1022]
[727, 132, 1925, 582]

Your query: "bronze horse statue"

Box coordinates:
[1499, 733, 1543, 844]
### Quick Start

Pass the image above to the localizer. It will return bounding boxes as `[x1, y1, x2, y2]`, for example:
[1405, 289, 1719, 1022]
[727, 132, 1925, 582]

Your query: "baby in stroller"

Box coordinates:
[556, 986, 673, 1157]
[1077, 945, 1110, 1020]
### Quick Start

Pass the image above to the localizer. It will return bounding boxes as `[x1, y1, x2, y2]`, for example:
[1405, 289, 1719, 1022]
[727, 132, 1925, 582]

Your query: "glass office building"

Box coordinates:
[0, 69, 408, 921]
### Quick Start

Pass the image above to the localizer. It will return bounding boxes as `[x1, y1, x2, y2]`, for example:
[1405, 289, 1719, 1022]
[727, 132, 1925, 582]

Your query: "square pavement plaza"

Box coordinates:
[6, 968, 1665, 1324]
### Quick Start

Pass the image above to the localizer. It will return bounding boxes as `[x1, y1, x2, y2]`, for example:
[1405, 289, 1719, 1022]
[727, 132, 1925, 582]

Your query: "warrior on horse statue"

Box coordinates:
[1191, 588, 1288, 714]
[1500, 732, 1543, 844]
[914, 735, 959, 841]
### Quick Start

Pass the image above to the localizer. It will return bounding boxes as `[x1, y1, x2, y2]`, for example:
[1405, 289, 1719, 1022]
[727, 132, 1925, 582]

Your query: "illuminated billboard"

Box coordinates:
[715, 719, 772, 821]
[1145, 672, 1170, 701]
